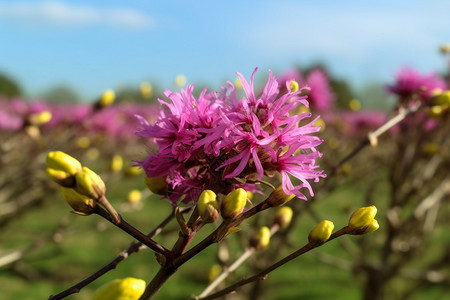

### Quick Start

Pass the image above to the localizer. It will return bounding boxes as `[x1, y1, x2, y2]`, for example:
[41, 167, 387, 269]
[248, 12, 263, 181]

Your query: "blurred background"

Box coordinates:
[0, 0, 449, 104]
[1, 1, 449, 300]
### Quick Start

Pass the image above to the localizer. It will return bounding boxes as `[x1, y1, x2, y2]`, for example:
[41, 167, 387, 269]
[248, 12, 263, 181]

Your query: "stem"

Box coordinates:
[335, 102, 425, 170]
[139, 266, 178, 300]
[48, 208, 181, 300]
[96, 207, 171, 257]
[197, 227, 348, 300]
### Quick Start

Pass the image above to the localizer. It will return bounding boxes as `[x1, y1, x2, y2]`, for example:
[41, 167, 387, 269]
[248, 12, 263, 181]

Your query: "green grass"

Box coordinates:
[1, 168, 448, 300]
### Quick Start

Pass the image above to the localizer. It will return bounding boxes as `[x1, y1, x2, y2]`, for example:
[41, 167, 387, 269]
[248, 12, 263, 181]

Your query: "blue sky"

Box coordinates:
[0, 0, 449, 100]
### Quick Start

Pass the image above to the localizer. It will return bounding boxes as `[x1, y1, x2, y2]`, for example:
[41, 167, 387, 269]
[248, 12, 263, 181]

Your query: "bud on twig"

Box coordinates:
[197, 190, 219, 223]
[265, 186, 295, 207]
[273, 206, 293, 229]
[250, 226, 271, 250]
[75, 167, 106, 199]
[221, 188, 247, 219]
[95, 89, 115, 109]
[144, 176, 168, 195]
[60, 187, 97, 216]
[46, 151, 82, 187]
[347, 205, 379, 235]
[110, 154, 123, 173]
[92, 277, 145, 300]
[308, 220, 334, 247]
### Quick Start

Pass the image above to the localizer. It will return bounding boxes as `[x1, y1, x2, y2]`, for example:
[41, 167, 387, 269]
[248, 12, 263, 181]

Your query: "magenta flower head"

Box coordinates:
[387, 67, 447, 101]
[136, 68, 326, 205]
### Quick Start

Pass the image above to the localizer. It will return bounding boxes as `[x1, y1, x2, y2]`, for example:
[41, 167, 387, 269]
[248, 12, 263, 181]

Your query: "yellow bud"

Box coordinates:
[429, 90, 450, 106]
[76, 136, 91, 149]
[234, 77, 243, 90]
[274, 206, 293, 229]
[422, 143, 439, 156]
[197, 190, 219, 223]
[174, 74, 187, 87]
[349, 99, 361, 111]
[144, 177, 167, 195]
[92, 277, 146, 300]
[46, 151, 82, 187]
[140, 82, 153, 99]
[60, 187, 96, 215]
[74, 167, 106, 199]
[28, 111, 52, 126]
[99, 89, 115, 108]
[364, 219, 380, 234]
[265, 186, 295, 207]
[124, 166, 142, 176]
[110, 154, 123, 173]
[347, 205, 379, 234]
[126, 189, 142, 204]
[86, 148, 100, 161]
[221, 188, 247, 219]
[308, 220, 334, 246]
[250, 226, 271, 250]
[46, 151, 82, 176]
[208, 264, 222, 283]
[314, 118, 326, 132]
[246, 190, 254, 201]
[289, 80, 299, 92]
[440, 43, 450, 54]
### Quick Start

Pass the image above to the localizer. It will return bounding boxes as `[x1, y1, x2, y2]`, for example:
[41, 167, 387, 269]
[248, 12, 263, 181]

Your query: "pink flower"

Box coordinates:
[388, 67, 447, 101]
[136, 68, 326, 204]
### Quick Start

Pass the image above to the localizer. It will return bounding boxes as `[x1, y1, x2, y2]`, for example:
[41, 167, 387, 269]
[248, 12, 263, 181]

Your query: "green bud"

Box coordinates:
[197, 190, 219, 223]
[60, 187, 97, 215]
[308, 220, 334, 246]
[265, 186, 295, 207]
[74, 167, 106, 199]
[221, 188, 247, 219]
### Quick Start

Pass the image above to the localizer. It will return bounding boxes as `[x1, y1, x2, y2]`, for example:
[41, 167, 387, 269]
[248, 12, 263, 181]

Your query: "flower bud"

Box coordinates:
[208, 264, 222, 283]
[197, 190, 219, 223]
[274, 206, 293, 229]
[250, 226, 271, 250]
[364, 219, 380, 234]
[308, 220, 334, 246]
[28, 111, 52, 126]
[289, 80, 299, 92]
[46, 151, 82, 187]
[144, 176, 168, 195]
[60, 187, 97, 215]
[348, 205, 377, 228]
[110, 154, 123, 173]
[124, 166, 142, 176]
[140, 82, 153, 99]
[92, 277, 146, 300]
[265, 186, 295, 207]
[98, 89, 115, 108]
[429, 90, 450, 106]
[74, 167, 106, 199]
[221, 188, 247, 219]
[126, 189, 142, 204]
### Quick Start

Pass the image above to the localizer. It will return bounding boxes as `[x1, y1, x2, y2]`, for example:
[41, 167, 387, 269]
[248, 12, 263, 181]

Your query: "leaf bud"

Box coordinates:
[46, 151, 82, 187]
[274, 206, 294, 229]
[250, 226, 271, 250]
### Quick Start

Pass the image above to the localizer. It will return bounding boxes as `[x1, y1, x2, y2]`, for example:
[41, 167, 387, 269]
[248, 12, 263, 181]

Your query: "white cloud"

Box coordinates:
[0, 0, 155, 29]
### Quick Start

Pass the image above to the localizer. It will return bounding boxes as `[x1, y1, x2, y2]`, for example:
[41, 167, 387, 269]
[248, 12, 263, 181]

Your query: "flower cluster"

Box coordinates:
[136, 68, 326, 205]
[387, 67, 447, 101]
